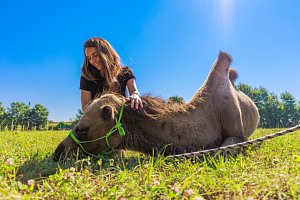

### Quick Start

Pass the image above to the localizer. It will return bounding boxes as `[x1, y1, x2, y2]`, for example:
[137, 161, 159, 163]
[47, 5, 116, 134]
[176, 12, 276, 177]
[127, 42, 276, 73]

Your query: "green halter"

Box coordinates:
[69, 101, 126, 158]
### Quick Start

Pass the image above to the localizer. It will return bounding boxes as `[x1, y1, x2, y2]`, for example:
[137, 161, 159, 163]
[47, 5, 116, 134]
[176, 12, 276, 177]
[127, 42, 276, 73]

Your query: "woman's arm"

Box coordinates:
[81, 90, 92, 111]
[126, 78, 143, 109]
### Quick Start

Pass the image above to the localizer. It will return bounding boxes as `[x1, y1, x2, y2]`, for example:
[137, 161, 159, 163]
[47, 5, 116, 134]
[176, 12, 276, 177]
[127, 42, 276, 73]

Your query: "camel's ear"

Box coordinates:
[101, 105, 115, 121]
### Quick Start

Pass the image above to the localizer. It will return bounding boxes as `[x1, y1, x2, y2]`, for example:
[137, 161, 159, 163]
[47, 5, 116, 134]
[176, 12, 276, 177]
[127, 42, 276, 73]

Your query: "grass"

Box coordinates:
[0, 128, 299, 199]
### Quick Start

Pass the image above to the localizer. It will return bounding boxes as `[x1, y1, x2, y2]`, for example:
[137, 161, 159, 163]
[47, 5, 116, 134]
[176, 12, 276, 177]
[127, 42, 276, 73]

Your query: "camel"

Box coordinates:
[54, 51, 260, 161]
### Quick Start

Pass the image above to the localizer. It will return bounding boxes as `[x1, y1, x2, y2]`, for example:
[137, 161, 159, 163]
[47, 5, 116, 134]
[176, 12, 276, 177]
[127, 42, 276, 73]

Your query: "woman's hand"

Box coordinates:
[126, 78, 144, 110]
[127, 92, 143, 110]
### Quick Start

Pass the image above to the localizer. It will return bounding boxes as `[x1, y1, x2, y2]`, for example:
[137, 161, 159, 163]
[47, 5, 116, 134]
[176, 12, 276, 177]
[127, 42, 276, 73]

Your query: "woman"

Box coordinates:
[80, 37, 143, 110]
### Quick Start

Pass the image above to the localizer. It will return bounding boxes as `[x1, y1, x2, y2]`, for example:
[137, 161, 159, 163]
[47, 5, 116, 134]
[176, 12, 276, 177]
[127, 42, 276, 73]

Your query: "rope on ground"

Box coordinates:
[168, 124, 300, 159]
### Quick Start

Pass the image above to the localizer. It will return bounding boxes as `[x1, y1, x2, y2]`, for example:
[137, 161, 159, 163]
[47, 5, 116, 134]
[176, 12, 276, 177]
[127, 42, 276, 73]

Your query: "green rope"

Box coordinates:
[69, 101, 126, 158]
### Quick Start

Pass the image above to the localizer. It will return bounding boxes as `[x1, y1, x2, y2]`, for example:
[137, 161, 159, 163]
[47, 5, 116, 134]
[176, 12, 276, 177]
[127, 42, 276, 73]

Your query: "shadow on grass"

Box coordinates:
[16, 151, 148, 183]
[16, 153, 74, 183]
[17, 144, 260, 183]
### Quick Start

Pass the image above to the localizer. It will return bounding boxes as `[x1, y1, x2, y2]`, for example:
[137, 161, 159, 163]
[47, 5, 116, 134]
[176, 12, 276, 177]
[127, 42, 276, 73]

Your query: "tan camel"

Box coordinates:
[54, 51, 259, 160]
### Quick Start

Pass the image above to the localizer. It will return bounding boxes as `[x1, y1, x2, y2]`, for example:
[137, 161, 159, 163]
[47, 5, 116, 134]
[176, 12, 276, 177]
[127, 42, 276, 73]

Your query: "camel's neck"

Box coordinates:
[118, 116, 167, 155]
[117, 111, 208, 155]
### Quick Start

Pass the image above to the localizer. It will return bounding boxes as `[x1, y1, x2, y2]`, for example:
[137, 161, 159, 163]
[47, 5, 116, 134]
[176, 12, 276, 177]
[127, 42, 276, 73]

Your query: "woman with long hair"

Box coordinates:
[80, 37, 143, 110]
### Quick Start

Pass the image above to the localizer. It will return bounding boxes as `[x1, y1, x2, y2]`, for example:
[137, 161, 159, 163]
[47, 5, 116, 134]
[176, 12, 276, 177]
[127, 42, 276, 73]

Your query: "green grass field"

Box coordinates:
[0, 128, 299, 199]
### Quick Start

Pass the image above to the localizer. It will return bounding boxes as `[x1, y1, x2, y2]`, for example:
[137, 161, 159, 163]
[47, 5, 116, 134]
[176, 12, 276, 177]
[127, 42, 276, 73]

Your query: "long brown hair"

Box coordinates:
[81, 37, 122, 91]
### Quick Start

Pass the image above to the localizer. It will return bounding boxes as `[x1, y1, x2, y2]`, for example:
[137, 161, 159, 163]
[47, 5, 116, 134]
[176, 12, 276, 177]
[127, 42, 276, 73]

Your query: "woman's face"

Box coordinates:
[85, 47, 103, 71]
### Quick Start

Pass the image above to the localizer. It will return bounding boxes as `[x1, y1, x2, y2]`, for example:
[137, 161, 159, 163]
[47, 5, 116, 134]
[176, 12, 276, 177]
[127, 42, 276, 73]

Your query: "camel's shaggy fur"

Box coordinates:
[54, 52, 259, 160]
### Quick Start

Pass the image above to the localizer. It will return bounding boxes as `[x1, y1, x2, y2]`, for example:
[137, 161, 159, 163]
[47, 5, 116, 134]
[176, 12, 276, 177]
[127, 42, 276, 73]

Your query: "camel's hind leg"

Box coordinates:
[220, 112, 246, 146]
[219, 93, 247, 146]
[220, 91, 259, 147]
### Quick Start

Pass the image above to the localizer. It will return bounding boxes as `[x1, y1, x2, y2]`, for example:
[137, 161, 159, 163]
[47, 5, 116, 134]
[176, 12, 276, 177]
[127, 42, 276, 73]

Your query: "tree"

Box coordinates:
[0, 102, 4, 116]
[168, 95, 185, 104]
[70, 109, 83, 129]
[251, 87, 269, 104]
[235, 83, 253, 97]
[261, 93, 282, 128]
[6, 102, 30, 131]
[30, 104, 49, 130]
[280, 92, 299, 127]
[298, 104, 300, 124]
[0, 102, 6, 131]
[23, 108, 32, 130]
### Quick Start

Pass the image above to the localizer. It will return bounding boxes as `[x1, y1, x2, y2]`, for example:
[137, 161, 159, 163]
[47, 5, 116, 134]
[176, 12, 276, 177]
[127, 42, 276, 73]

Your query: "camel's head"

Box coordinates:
[53, 93, 125, 161]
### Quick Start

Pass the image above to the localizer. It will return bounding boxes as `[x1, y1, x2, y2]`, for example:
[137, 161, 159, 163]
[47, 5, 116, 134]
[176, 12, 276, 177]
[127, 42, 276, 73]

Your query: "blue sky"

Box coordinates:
[0, 0, 299, 122]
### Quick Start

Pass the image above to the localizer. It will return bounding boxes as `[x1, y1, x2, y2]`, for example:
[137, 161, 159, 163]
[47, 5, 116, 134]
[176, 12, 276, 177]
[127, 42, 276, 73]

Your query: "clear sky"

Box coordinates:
[0, 0, 299, 122]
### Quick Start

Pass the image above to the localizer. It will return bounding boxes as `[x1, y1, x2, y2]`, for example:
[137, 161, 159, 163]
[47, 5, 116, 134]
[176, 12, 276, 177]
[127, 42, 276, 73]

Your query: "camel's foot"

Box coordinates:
[221, 136, 245, 147]
[219, 136, 246, 156]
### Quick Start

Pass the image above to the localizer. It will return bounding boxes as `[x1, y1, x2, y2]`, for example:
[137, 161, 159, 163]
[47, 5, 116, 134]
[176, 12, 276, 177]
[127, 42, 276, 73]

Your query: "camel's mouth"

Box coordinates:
[53, 142, 76, 162]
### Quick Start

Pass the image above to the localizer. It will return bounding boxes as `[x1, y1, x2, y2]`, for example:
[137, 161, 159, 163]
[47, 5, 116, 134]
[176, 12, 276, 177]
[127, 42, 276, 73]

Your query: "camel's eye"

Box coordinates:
[76, 127, 89, 135]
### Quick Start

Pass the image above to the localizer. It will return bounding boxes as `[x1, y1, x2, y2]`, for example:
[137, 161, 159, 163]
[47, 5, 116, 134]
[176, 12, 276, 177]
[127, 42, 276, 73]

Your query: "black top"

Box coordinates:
[80, 66, 135, 99]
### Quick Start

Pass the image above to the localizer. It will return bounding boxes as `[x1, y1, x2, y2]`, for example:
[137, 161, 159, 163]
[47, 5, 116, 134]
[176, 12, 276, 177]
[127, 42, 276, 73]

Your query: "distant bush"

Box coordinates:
[55, 122, 71, 130]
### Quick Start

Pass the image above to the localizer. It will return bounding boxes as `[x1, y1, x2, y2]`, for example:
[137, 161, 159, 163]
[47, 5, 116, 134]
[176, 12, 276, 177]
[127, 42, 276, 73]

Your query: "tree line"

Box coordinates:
[0, 102, 48, 131]
[236, 83, 299, 128]
[1, 82, 299, 131]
